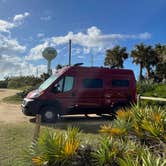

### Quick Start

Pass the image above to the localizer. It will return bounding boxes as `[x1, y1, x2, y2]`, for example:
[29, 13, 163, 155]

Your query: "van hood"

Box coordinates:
[26, 89, 41, 99]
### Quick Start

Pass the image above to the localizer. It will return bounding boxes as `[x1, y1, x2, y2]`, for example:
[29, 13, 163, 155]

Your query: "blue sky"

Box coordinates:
[0, 0, 166, 79]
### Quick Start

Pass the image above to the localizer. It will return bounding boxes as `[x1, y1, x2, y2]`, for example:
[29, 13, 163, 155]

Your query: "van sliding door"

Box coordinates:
[76, 77, 103, 111]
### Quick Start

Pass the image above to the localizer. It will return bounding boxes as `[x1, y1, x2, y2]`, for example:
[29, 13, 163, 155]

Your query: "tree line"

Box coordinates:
[104, 43, 166, 82]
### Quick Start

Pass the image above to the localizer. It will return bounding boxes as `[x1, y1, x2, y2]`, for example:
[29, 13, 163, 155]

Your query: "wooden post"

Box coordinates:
[33, 114, 41, 140]
[137, 94, 141, 106]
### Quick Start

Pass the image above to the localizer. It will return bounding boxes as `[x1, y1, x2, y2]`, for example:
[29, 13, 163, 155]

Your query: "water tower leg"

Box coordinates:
[48, 60, 51, 75]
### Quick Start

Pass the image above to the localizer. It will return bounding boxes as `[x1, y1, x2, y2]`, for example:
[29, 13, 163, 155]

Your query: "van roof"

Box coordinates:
[55, 65, 134, 76]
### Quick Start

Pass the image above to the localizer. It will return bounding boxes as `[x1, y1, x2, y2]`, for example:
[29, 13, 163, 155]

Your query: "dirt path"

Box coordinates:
[0, 89, 30, 124]
[0, 89, 113, 128]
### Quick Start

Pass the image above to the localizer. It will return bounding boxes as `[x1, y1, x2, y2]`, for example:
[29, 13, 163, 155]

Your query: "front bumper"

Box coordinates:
[21, 98, 39, 116]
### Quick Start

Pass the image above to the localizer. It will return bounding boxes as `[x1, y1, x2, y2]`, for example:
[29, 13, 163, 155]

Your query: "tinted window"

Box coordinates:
[58, 78, 64, 92]
[56, 76, 74, 92]
[83, 79, 103, 88]
[64, 76, 74, 92]
[112, 80, 129, 87]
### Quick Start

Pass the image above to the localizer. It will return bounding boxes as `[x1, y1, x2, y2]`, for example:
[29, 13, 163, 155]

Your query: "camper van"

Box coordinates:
[22, 64, 137, 122]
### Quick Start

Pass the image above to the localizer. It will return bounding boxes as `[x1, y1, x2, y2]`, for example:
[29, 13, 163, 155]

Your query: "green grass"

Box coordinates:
[2, 95, 22, 104]
[0, 122, 101, 166]
[0, 123, 34, 166]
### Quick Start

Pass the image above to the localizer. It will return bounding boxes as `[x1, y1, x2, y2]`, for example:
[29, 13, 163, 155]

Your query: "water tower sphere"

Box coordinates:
[42, 47, 57, 61]
[42, 47, 57, 74]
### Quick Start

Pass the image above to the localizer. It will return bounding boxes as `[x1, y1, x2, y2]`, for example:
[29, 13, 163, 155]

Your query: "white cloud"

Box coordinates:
[25, 41, 49, 61]
[13, 12, 30, 23]
[37, 33, 45, 38]
[0, 12, 30, 33]
[0, 12, 32, 80]
[0, 34, 26, 54]
[40, 16, 52, 21]
[0, 20, 15, 33]
[26, 26, 151, 61]
[0, 54, 47, 79]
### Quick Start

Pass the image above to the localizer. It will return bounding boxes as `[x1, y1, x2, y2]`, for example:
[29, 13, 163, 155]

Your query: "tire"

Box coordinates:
[41, 106, 57, 123]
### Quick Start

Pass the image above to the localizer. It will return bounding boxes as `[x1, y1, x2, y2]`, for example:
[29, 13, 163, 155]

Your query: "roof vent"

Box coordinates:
[73, 63, 84, 67]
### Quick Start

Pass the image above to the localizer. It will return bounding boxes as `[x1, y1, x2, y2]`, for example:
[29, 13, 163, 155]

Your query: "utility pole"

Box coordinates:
[69, 39, 71, 66]
[36, 67, 38, 77]
[91, 54, 94, 67]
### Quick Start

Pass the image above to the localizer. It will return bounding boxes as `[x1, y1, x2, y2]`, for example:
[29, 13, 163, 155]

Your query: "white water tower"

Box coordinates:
[42, 47, 57, 75]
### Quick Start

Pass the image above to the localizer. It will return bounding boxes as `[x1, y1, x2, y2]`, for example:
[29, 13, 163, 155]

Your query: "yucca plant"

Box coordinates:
[118, 148, 166, 166]
[118, 156, 140, 166]
[100, 109, 133, 139]
[129, 105, 166, 143]
[141, 149, 166, 166]
[91, 137, 118, 166]
[100, 124, 127, 138]
[24, 127, 81, 166]
[92, 137, 139, 166]
[63, 127, 80, 158]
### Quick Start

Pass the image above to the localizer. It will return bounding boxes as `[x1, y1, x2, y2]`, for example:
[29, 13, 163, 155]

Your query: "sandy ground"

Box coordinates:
[0, 89, 113, 127]
[0, 89, 30, 124]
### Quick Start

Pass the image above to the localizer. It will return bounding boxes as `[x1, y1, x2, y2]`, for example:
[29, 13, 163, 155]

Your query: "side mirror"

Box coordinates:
[51, 84, 60, 93]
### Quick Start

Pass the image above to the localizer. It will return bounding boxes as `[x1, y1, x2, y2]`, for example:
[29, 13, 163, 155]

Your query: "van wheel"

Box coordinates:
[41, 106, 57, 123]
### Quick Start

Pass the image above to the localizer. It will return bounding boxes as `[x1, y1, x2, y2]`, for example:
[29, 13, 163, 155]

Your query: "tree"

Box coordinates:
[155, 44, 166, 81]
[40, 73, 50, 81]
[56, 64, 63, 70]
[131, 43, 158, 80]
[104, 45, 128, 69]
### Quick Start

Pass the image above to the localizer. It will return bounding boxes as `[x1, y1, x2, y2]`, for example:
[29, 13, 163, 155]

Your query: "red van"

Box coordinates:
[21, 64, 137, 122]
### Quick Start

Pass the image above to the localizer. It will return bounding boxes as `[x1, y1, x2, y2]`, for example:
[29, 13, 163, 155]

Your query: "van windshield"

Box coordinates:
[38, 75, 57, 91]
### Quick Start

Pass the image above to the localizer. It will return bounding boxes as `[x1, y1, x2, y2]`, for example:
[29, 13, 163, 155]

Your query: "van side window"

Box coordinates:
[56, 76, 74, 93]
[112, 80, 129, 87]
[58, 78, 64, 92]
[63, 76, 74, 92]
[83, 79, 103, 88]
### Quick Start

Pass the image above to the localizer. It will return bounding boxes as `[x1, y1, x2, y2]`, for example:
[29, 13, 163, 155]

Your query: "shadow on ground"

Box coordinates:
[30, 115, 114, 134]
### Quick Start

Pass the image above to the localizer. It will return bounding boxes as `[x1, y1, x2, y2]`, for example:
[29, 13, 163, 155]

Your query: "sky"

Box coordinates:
[0, 0, 166, 80]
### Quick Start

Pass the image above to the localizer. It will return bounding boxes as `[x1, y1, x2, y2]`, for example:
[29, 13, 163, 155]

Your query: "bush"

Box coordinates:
[137, 81, 166, 107]
[24, 127, 81, 166]
[23, 106, 166, 166]
[7, 76, 42, 89]
[0, 80, 8, 88]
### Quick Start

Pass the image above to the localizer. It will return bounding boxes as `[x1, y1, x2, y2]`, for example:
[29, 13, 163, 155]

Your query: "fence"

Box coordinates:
[137, 95, 166, 103]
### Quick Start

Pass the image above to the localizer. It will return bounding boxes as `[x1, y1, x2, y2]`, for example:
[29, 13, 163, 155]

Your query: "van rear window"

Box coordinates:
[83, 79, 103, 88]
[112, 80, 129, 87]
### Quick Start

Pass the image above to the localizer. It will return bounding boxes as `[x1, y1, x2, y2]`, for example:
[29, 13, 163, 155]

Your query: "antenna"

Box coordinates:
[69, 39, 71, 66]
[91, 54, 94, 66]
[42, 47, 57, 75]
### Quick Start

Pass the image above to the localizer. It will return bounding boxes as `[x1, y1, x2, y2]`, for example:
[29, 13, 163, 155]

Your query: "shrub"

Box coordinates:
[24, 127, 81, 166]
[23, 106, 166, 166]
[7, 76, 42, 89]
[100, 105, 166, 144]
[0, 80, 8, 88]
[137, 81, 166, 107]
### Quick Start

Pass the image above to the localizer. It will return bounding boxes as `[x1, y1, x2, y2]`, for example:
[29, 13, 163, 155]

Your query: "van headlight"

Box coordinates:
[23, 98, 34, 106]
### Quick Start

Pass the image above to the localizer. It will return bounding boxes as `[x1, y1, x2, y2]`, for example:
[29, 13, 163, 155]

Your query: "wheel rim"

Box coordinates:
[45, 111, 54, 120]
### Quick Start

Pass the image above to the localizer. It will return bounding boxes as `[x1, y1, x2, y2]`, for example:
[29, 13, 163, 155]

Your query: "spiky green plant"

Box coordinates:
[141, 149, 166, 166]
[91, 137, 117, 166]
[24, 127, 81, 166]
[118, 148, 166, 166]
[92, 137, 139, 166]
[118, 156, 140, 166]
